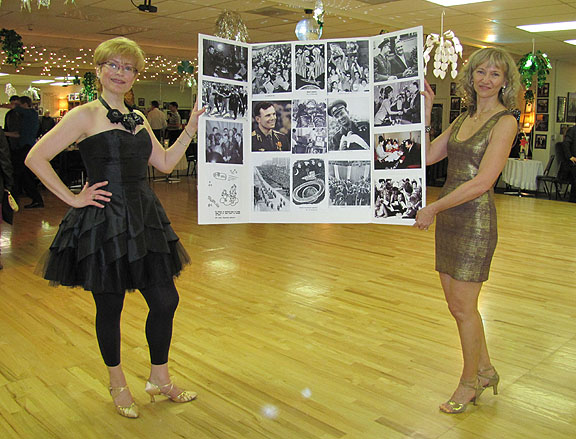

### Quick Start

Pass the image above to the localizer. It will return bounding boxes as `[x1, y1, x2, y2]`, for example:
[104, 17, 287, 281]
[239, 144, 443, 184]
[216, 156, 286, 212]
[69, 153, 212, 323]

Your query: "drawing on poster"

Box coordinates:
[202, 80, 248, 119]
[374, 177, 422, 219]
[253, 156, 290, 212]
[205, 120, 244, 164]
[293, 99, 326, 128]
[327, 97, 370, 151]
[374, 130, 421, 170]
[327, 40, 370, 93]
[251, 101, 291, 152]
[206, 168, 240, 210]
[374, 80, 421, 126]
[203, 39, 248, 82]
[252, 44, 292, 94]
[292, 127, 328, 154]
[373, 32, 419, 82]
[328, 161, 371, 206]
[292, 159, 325, 205]
[295, 43, 326, 91]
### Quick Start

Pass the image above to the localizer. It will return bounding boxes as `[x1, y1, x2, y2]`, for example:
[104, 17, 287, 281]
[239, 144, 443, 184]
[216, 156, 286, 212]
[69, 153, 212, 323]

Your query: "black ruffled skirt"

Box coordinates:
[36, 192, 190, 294]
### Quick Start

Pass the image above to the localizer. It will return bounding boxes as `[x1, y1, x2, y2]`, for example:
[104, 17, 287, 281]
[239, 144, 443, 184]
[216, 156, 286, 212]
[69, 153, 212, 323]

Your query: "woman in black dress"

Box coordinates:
[26, 37, 204, 418]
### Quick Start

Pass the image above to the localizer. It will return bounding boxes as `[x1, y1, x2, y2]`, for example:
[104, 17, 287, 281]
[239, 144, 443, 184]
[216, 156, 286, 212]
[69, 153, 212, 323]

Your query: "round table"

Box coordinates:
[501, 158, 544, 192]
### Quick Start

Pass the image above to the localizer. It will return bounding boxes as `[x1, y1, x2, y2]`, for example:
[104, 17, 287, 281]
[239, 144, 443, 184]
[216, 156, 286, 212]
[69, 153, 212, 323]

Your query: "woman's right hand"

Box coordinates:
[72, 181, 112, 208]
[421, 79, 435, 124]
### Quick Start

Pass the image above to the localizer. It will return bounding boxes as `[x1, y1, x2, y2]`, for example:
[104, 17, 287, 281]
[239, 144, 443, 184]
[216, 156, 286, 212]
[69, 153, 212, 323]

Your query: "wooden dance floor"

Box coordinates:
[1, 178, 575, 439]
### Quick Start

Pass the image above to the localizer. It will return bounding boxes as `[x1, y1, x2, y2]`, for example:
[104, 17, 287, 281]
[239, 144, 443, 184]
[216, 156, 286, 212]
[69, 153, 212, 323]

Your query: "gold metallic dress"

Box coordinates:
[435, 110, 511, 282]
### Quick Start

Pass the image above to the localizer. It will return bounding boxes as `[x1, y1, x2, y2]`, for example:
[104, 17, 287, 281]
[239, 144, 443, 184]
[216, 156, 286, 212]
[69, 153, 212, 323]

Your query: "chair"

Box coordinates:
[185, 142, 197, 176]
[536, 155, 555, 199]
[554, 142, 573, 200]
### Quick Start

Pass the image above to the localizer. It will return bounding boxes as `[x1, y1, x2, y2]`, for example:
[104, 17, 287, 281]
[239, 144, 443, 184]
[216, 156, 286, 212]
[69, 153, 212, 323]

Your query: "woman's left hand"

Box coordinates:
[414, 204, 437, 231]
[185, 98, 206, 133]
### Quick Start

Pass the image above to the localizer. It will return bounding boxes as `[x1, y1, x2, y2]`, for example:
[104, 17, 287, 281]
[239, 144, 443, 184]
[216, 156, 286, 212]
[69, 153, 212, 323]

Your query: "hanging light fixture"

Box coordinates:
[295, 6, 323, 41]
[423, 11, 463, 79]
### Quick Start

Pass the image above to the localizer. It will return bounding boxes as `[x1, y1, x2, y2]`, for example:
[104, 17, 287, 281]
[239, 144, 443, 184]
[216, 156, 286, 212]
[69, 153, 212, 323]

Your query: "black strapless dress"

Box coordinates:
[39, 129, 190, 293]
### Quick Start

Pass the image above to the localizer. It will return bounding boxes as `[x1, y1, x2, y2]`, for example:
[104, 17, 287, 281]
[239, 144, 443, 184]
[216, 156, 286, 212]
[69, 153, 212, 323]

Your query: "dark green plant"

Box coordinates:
[177, 60, 194, 76]
[0, 28, 25, 67]
[517, 50, 551, 100]
[81, 72, 97, 101]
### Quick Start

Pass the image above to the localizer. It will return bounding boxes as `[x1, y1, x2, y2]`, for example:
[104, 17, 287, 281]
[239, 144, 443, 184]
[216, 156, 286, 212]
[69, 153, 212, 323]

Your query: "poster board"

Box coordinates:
[197, 27, 425, 225]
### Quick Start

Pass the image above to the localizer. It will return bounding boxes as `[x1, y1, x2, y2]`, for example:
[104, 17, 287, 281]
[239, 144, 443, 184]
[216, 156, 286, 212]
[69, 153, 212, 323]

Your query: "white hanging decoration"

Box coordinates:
[423, 11, 463, 80]
[5, 83, 17, 98]
[23, 85, 41, 101]
[13, 0, 75, 11]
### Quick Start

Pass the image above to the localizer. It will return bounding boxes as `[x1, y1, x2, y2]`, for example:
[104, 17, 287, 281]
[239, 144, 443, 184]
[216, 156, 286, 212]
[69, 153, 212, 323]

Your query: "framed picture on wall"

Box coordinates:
[557, 96, 567, 122]
[430, 83, 437, 94]
[450, 82, 457, 96]
[431, 103, 442, 139]
[537, 83, 549, 97]
[138, 98, 145, 107]
[450, 97, 461, 111]
[449, 110, 460, 123]
[567, 92, 576, 123]
[536, 98, 548, 114]
[534, 134, 547, 149]
[535, 113, 549, 131]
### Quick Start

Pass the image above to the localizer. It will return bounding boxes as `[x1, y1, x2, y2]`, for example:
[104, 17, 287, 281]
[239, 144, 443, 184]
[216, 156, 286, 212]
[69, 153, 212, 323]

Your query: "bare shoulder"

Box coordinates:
[495, 113, 518, 130]
[62, 101, 100, 128]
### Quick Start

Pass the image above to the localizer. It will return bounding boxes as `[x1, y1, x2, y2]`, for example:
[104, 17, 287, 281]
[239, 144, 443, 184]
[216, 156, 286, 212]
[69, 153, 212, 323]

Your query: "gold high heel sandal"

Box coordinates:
[478, 365, 499, 396]
[109, 385, 139, 418]
[145, 379, 197, 403]
[439, 379, 481, 414]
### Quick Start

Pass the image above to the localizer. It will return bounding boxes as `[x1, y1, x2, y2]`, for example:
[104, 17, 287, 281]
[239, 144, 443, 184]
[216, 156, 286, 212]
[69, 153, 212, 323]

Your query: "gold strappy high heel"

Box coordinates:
[478, 365, 499, 396]
[145, 378, 197, 403]
[439, 379, 481, 414]
[109, 385, 139, 418]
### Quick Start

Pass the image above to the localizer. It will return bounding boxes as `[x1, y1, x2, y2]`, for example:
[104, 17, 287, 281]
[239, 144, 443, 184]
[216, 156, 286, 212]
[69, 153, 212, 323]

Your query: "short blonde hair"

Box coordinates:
[93, 37, 145, 72]
[457, 47, 520, 115]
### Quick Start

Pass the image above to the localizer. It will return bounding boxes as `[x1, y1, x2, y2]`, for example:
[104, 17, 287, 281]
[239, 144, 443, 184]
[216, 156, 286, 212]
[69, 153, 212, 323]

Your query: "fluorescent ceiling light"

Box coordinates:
[565, 39, 576, 45]
[517, 21, 576, 32]
[426, 0, 491, 6]
[50, 82, 73, 86]
[55, 76, 76, 80]
[32, 79, 55, 84]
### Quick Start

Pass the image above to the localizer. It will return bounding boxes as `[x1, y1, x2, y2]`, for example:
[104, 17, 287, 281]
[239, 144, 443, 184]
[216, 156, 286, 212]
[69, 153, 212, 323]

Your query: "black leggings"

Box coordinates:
[92, 281, 180, 367]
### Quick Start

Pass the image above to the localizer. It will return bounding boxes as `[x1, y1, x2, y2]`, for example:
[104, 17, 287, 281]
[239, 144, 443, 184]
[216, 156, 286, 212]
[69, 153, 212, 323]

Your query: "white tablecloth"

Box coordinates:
[501, 158, 544, 191]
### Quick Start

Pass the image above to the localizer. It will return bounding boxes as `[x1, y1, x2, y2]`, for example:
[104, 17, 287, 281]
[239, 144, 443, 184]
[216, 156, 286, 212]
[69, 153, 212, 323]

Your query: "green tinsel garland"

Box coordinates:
[517, 50, 551, 102]
[0, 28, 25, 67]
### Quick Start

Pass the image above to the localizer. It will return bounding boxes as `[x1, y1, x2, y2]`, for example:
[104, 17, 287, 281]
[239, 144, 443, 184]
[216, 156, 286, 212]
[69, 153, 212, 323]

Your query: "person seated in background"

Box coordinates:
[561, 125, 576, 202]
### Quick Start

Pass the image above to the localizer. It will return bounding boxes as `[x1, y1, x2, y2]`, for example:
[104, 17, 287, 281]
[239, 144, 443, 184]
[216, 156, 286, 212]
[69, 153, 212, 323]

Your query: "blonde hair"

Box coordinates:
[93, 37, 145, 72]
[457, 47, 520, 115]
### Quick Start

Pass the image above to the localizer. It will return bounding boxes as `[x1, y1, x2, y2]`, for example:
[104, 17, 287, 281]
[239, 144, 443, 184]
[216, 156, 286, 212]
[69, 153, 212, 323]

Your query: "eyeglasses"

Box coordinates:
[100, 61, 138, 75]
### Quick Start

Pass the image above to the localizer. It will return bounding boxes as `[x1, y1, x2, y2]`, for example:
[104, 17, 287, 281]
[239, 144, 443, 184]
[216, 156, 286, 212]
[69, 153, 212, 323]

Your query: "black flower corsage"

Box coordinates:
[99, 97, 144, 134]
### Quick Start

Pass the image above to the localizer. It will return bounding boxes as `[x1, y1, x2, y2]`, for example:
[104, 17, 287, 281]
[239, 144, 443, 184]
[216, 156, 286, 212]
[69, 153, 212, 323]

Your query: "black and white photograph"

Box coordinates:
[536, 98, 548, 114]
[327, 40, 370, 93]
[568, 92, 576, 123]
[327, 97, 370, 151]
[450, 82, 457, 96]
[328, 161, 371, 206]
[295, 43, 326, 91]
[293, 99, 327, 128]
[374, 131, 422, 170]
[251, 101, 291, 152]
[202, 80, 248, 120]
[450, 96, 461, 111]
[252, 44, 292, 95]
[374, 177, 423, 219]
[535, 134, 547, 149]
[374, 80, 421, 126]
[203, 39, 248, 82]
[372, 32, 419, 82]
[557, 96, 567, 123]
[292, 127, 328, 154]
[535, 113, 549, 131]
[292, 159, 326, 206]
[253, 156, 290, 212]
[537, 82, 549, 97]
[205, 120, 244, 164]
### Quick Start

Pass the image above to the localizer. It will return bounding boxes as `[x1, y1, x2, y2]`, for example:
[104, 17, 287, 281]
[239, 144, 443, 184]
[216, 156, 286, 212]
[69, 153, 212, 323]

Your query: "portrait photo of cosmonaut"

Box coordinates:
[251, 101, 291, 152]
[327, 97, 370, 151]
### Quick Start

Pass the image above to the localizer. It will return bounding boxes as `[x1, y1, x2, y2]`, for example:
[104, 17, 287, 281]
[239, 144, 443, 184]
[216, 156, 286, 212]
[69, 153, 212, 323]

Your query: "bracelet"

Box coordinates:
[425, 125, 432, 133]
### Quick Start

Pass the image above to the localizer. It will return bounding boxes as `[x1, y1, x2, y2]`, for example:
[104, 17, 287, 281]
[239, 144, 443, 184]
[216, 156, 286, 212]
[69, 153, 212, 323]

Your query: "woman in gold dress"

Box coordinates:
[415, 48, 520, 413]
